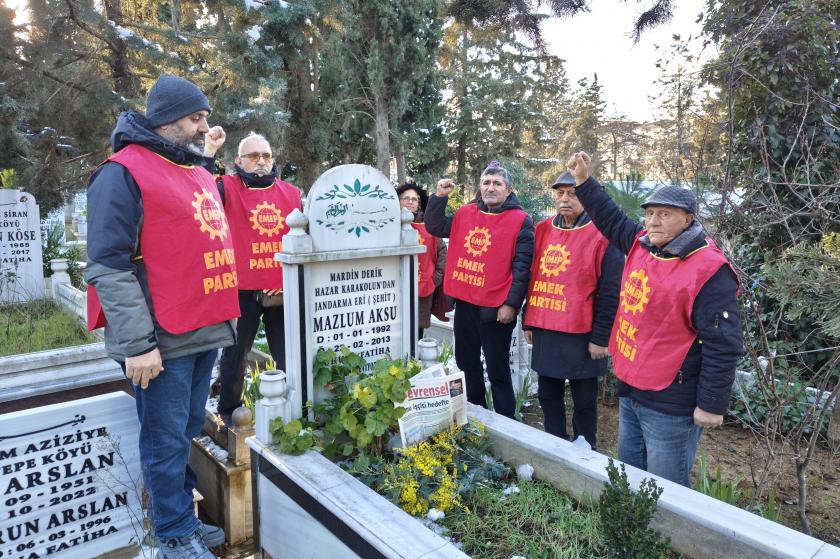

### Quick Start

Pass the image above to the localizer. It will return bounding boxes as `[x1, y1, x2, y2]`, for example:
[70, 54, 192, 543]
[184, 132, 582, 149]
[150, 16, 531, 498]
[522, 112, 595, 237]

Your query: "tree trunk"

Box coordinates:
[102, 0, 136, 101]
[455, 28, 470, 187]
[374, 89, 390, 177]
[170, 0, 181, 31]
[395, 139, 406, 185]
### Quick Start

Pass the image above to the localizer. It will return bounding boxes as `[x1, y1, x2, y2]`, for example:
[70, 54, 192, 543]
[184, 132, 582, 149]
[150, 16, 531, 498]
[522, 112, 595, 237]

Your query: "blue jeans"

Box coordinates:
[617, 397, 703, 488]
[131, 349, 217, 538]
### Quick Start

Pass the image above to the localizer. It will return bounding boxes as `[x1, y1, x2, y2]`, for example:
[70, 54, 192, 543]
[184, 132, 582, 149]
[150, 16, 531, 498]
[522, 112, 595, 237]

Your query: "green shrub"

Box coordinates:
[599, 458, 670, 559]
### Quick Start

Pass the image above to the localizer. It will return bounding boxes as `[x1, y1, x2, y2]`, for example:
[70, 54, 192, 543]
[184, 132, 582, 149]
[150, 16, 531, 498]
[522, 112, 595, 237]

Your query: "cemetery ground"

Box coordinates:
[518, 391, 840, 546]
[0, 299, 95, 356]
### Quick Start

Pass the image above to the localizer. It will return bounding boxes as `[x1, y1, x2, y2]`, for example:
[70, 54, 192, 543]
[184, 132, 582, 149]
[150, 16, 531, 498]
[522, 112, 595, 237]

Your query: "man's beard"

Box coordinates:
[160, 125, 204, 155]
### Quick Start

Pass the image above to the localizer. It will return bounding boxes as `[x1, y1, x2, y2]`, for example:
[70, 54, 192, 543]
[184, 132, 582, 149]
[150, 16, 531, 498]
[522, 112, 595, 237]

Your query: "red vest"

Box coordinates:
[413, 223, 437, 297]
[524, 219, 610, 333]
[444, 204, 526, 307]
[221, 175, 301, 290]
[610, 233, 731, 390]
[87, 144, 240, 334]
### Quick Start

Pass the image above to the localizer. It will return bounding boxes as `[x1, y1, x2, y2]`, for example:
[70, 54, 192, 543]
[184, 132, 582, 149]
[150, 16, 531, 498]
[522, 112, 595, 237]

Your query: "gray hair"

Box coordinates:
[237, 132, 271, 156]
[481, 160, 512, 188]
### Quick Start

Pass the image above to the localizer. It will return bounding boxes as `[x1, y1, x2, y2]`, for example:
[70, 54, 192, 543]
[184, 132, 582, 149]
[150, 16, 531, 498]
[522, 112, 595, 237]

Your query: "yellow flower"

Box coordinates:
[389, 364, 401, 376]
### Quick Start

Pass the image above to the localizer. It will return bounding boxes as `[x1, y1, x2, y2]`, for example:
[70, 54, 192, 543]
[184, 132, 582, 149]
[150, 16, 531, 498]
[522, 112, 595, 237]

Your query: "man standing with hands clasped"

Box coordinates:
[424, 161, 534, 419]
[205, 132, 302, 427]
[566, 151, 743, 487]
[522, 171, 622, 449]
[86, 74, 236, 556]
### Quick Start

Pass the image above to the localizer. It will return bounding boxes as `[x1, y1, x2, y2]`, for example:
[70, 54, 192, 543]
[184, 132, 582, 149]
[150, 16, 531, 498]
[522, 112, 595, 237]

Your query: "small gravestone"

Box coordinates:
[0, 392, 142, 559]
[0, 190, 44, 303]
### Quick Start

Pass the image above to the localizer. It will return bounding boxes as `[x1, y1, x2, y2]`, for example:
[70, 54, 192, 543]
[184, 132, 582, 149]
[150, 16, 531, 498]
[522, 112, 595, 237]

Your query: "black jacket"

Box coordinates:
[524, 212, 624, 379]
[575, 177, 744, 416]
[424, 192, 534, 321]
[85, 110, 235, 361]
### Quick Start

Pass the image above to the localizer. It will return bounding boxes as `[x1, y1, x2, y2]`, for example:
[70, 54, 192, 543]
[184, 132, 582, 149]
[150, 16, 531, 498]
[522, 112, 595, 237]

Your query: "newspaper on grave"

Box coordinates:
[397, 364, 467, 447]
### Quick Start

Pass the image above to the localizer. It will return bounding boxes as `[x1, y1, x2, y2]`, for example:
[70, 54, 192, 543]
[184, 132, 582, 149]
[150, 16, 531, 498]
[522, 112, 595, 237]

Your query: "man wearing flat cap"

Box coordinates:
[86, 74, 234, 556]
[522, 171, 622, 449]
[566, 152, 743, 487]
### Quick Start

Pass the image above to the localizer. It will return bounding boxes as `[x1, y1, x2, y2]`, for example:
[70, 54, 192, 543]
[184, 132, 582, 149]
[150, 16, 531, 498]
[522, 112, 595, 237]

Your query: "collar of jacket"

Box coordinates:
[640, 220, 707, 259]
[110, 110, 215, 167]
[553, 211, 591, 229]
[476, 192, 523, 214]
[234, 164, 277, 187]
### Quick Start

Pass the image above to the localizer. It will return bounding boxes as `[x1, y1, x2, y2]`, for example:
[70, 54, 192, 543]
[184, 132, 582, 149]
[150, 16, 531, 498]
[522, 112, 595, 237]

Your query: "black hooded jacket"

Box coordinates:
[85, 111, 235, 362]
[424, 192, 535, 320]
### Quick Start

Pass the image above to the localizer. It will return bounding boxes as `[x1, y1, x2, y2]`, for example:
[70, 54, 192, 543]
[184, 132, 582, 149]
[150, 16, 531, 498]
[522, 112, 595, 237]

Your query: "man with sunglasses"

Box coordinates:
[205, 132, 302, 426]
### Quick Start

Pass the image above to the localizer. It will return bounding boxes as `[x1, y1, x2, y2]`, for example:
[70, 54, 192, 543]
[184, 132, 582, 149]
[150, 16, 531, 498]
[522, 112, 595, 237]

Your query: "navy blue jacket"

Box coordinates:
[576, 177, 743, 416]
[85, 111, 235, 361]
[424, 192, 534, 322]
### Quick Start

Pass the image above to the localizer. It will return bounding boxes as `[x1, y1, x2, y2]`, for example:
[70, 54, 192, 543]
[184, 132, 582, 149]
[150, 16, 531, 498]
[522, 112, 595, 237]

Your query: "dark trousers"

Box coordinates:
[454, 300, 516, 418]
[218, 290, 285, 416]
[538, 375, 599, 449]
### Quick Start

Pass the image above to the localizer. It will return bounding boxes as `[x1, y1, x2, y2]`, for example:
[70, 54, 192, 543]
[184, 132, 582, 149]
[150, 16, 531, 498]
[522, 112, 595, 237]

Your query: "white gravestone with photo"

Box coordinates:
[0, 392, 142, 559]
[256, 164, 425, 432]
[0, 190, 44, 303]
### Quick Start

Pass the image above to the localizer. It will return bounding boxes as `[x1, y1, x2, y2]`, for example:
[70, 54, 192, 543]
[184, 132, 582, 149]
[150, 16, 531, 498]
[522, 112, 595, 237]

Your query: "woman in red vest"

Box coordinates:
[523, 171, 623, 449]
[424, 161, 535, 419]
[396, 183, 447, 340]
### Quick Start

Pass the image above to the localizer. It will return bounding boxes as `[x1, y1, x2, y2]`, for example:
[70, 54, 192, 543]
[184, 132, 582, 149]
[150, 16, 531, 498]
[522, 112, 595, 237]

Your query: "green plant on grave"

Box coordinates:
[321, 356, 421, 457]
[437, 341, 453, 365]
[269, 415, 316, 454]
[514, 372, 534, 422]
[751, 488, 781, 523]
[269, 347, 423, 458]
[599, 459, 670, 559]
[0, 168, 17, 189]
[42, 221, 84, 288]
[242, 359, 274, 422]
[696, 454, 748, 506]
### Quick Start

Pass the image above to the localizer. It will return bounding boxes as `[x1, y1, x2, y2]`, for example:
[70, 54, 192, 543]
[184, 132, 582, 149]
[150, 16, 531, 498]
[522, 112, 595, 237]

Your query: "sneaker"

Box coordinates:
[195, 520, 225, 547]
[156, 534, 216, 559]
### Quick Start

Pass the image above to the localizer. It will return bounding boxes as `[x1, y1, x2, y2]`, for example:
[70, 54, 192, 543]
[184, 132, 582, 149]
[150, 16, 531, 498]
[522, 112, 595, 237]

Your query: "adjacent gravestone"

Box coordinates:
[261, 164, 424, 424]
[0, 392, 142, 559]
[0, 190, 44, 303]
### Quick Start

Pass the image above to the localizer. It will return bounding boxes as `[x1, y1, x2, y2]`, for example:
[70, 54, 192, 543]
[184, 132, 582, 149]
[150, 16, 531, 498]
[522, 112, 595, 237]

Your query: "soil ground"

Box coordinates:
[518, 392, 840, 546]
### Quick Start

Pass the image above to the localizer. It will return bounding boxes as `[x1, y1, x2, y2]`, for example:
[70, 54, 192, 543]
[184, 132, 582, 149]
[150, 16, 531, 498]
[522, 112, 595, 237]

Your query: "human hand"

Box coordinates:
[436, 178, 456, 197]
[497, 304, 516, 324]
[566, 151, 592, 185]
[524, 330, 533, 344]
[204, 126, 226, 157]
[588, 343, 609, 360]
[125, 347, 164, 390]
[693, 407, 724, 428]
[263, 288, 282, 296]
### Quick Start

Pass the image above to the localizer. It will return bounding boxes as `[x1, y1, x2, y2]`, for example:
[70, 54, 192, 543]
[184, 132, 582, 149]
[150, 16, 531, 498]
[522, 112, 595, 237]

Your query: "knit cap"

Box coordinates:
[145, 74, 212, 128]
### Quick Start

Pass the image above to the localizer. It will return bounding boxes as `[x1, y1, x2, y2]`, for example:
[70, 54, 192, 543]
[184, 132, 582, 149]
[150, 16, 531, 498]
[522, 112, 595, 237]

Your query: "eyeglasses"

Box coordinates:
[400, 196, 420, 203]
[240, 152, 273, 162]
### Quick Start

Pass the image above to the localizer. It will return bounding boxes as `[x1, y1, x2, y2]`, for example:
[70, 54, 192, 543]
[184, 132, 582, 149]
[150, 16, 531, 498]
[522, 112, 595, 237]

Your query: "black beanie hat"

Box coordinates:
[145, 74, 212, 128]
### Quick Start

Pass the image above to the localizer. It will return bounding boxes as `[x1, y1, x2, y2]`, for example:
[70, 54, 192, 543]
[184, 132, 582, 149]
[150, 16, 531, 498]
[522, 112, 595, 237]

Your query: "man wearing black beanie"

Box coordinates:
[86, 74, 234, 557]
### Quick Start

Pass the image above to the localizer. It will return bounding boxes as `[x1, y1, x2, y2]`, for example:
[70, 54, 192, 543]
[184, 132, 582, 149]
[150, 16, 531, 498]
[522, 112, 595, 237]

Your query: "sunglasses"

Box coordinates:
[240, 152, 274, 162]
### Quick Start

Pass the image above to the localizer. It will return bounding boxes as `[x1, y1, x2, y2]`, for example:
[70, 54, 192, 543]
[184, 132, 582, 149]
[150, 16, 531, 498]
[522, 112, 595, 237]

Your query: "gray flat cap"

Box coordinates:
[551, 171, 576, 188]
[641, 185, 696, 214]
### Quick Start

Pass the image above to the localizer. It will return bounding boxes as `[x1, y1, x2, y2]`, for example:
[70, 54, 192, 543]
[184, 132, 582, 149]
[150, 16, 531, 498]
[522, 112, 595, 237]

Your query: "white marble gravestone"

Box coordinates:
[264, 164, 425, 425]
[0, 190, 44, 303]
[0, 392, 142, 559]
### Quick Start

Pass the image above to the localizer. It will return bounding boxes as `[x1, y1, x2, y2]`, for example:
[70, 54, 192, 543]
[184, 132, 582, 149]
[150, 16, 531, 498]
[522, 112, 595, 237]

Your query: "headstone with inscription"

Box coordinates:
[0, 392, 142, 559]
[263, 164, 425, 426]
[0, 190, 44, 303]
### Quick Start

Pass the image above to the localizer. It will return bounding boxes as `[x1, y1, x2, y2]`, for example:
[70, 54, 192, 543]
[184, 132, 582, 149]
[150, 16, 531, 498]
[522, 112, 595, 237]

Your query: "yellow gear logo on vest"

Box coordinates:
[539, 243, 571, 277]
[192, 189, 229, 241]
[620, 268, 651, 315]
[250, 202, 285, 237]
[464, 226, 492, 257]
